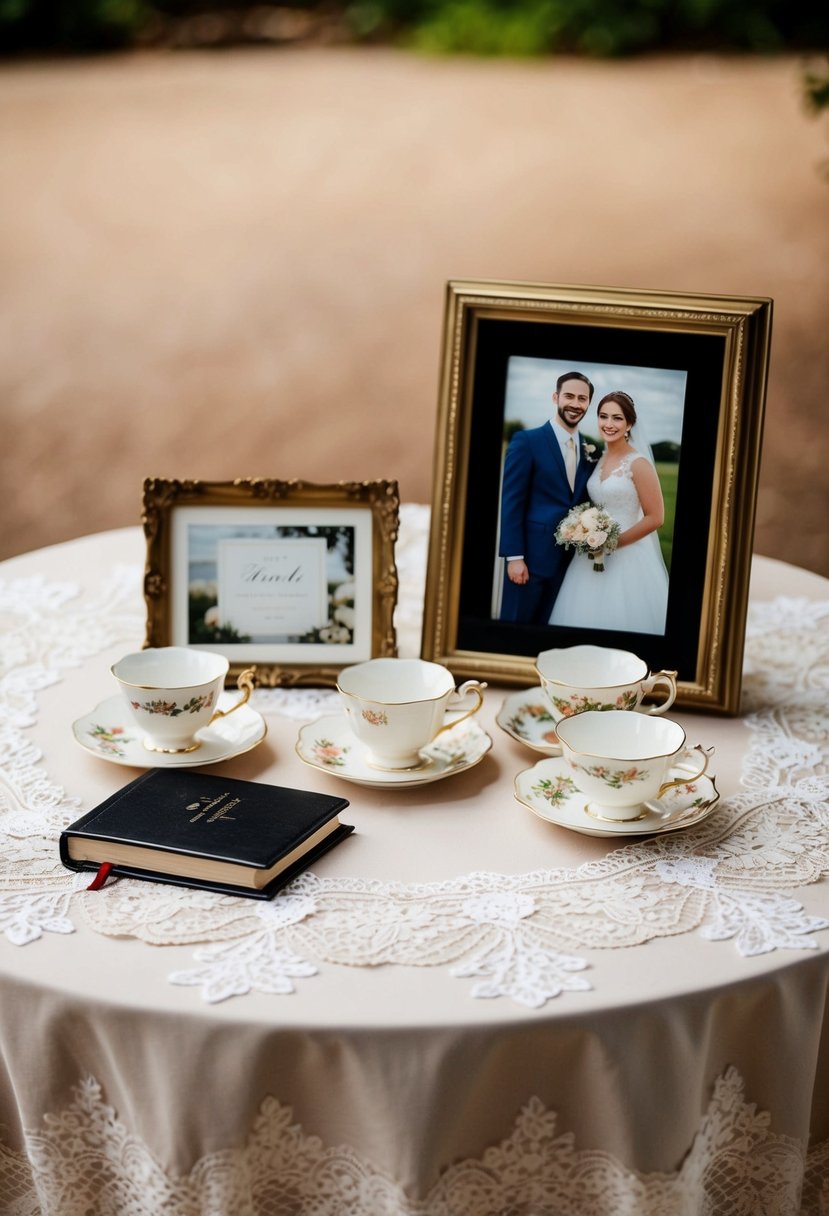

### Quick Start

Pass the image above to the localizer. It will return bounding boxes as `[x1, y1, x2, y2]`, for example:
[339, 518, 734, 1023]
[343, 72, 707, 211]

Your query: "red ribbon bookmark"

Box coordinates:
[86, 862, 114, 891]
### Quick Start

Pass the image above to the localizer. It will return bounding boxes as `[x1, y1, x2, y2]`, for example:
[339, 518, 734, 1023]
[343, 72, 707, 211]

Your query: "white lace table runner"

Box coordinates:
[1, 507, 829, 1007]
[2, 1065, 827, 1216]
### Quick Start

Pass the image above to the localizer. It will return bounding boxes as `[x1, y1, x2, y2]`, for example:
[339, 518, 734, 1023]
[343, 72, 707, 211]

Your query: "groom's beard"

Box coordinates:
[557, 405, 588, 428]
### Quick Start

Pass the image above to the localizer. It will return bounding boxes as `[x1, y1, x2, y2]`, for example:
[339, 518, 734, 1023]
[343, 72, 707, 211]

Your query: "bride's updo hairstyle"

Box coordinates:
[597, 390, 637, 432]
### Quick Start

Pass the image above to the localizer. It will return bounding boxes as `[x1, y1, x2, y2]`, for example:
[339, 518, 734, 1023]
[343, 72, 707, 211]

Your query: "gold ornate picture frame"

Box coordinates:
[143, 478, 399, 687]
[422, 280, 772, 714]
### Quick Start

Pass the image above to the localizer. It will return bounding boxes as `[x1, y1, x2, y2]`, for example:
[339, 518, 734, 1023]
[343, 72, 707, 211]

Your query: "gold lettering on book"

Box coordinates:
[207, 797, 240, 822]
[185, 793, 240, 823]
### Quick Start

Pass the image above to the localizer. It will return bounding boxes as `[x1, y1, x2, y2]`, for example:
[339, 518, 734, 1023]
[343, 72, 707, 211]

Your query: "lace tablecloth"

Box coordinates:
[1, 508, 828, 1214]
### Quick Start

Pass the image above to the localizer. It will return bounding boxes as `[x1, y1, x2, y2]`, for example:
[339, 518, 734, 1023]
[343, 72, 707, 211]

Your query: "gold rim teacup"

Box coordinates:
[536, 644, 677, 723]
[555, 709, 711, 822]
[112, 647, 255, 754]
[337, 658, 486, 770]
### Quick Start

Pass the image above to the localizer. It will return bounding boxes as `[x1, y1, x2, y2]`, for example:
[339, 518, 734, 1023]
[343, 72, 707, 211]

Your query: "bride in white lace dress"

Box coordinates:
[549, 390, 669, 634]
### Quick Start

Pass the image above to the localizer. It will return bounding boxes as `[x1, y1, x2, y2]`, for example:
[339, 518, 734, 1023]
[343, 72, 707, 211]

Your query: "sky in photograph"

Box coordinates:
[504, 357, 687, 445]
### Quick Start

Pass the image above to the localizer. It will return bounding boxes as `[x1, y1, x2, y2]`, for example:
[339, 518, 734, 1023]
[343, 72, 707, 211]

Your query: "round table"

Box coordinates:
[1, 511, 828, 1214]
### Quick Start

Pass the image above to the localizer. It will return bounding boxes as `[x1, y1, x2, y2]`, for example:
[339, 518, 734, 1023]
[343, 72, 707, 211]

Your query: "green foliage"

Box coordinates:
[409, 0, 558, 57]
[398, 0, 826, 57]
[0, 0, 149, 52]
[503, 419, 526, 445]
[1, 0, 825, 55]
[655, 459, 676, 572]
[804, 57, 829, 113]
[803, 55, 829, 176]
[651, 440, 680, 463]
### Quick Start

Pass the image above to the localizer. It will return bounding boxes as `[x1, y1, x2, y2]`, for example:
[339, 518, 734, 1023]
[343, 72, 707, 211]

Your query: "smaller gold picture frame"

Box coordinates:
[142, 478, 400, 687]
[422, 279, 772, 714]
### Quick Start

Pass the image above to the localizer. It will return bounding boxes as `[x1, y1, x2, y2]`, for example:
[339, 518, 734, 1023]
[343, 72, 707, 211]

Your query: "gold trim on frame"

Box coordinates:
[421, 279, 772, 714]
[143, 478, 400, 687]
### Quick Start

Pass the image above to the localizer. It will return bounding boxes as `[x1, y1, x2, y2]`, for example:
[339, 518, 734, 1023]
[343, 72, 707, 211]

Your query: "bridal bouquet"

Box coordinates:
[555, 503, 621, 572]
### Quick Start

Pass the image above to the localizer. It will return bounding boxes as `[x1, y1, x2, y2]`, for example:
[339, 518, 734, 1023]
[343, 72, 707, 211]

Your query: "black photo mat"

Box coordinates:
[457, 317, 727, 682]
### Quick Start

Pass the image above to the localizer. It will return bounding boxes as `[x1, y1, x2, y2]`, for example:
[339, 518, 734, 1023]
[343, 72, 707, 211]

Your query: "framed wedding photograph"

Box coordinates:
[421, 280, 773, 714]
[143, 478, 400, 686]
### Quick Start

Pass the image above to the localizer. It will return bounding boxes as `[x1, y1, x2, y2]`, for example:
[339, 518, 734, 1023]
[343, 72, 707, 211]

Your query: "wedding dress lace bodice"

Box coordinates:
[587, 452, 645, 527]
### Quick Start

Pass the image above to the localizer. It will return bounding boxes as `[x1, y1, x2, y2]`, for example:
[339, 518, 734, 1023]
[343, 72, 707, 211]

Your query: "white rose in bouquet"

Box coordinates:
[554, 503, 621, 573]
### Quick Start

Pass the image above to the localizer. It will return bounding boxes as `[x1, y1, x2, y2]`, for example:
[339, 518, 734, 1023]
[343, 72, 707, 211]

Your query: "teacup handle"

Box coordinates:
[656, 744, 713, 799]
[641, 669, 678, 715]
[207, 667, 256, 724]
[435, 680, 487, 737]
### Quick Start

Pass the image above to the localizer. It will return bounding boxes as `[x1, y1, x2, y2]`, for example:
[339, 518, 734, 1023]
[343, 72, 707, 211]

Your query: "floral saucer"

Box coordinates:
[72, 694, 267, 768]
[514, 756, 720, 838]
[296, 714, 492, 789]
[496, 688, 561, 755]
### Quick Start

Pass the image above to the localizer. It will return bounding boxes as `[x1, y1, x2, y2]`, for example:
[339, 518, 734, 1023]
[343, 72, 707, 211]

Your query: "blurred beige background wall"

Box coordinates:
[1, 48, 827, 573]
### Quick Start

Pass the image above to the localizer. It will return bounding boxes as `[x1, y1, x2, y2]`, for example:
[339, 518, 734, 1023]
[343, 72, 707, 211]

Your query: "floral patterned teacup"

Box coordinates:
[111, 647, 254, 754]
[337, 658, 486, 770]
[536, 644, 677, 723]
[555, 709, 711, 821]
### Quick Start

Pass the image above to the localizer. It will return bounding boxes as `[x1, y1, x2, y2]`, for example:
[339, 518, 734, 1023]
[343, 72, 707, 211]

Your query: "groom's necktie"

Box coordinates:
[565, 437, 577, 491]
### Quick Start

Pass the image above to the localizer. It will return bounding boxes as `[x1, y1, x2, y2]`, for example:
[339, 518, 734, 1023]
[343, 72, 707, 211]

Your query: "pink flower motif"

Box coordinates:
[312, 738, 349, 767]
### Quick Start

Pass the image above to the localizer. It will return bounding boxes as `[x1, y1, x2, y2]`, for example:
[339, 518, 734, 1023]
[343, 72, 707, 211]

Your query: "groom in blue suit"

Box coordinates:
[499, 371, 595, 624]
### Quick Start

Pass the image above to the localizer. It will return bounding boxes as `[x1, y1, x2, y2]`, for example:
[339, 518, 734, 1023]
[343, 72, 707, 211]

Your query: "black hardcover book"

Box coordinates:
[60, 769, 353, 900]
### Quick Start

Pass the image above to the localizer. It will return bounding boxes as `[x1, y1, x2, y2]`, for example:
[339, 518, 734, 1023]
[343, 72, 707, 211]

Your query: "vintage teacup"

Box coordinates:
[337, 658, 486, 770]
[112, 647, 255, 754]
[555, 709, 711, 821]
[536, 645, 677, 722]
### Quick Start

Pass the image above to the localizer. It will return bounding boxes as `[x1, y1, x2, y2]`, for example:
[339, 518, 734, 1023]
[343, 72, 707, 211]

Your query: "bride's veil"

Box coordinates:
[628, 420, 658, 471]
[627, 418, 670, 577]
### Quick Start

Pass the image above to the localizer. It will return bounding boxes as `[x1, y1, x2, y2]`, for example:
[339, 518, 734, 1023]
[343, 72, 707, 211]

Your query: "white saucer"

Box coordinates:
[514, 755, 720, 838]
[296, 714, 492, 788]
[72, 694, 268, 768]
[496, 688, 561, 755]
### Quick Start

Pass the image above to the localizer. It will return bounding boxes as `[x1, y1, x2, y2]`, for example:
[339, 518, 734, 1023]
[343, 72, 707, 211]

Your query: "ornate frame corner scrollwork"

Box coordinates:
[142, 477, 400, 687]
[421, 279, 772, 714]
